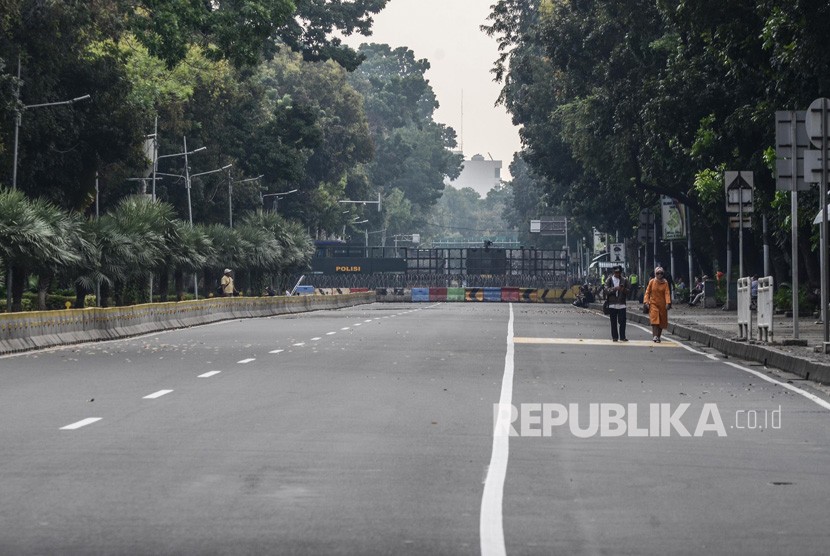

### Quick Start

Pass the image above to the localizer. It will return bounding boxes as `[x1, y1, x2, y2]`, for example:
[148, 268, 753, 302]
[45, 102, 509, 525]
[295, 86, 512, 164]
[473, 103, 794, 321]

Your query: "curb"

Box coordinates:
[589, 303, 830, 385]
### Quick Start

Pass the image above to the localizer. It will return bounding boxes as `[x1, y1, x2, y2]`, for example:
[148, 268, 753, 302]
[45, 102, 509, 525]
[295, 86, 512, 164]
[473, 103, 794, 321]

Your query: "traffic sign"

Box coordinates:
[725, 171, 754, 213]
[806, 98, 830, 149]
[609, 243, 625, 264]
[775, 110, 810, 191]
[729, 216, 752, 229]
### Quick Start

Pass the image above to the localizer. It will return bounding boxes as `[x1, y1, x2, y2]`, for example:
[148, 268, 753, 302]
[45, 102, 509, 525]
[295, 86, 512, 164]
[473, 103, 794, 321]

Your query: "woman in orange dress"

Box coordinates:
[644, 267, 672, 343]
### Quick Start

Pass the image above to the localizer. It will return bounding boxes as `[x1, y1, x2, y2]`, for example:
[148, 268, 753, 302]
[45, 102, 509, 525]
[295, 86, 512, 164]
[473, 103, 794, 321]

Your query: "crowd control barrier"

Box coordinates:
[378, 285, 583, 304]
[0, 293, 374, 355]
[737, 277, 751, 339]
[756, 276, 774, 343]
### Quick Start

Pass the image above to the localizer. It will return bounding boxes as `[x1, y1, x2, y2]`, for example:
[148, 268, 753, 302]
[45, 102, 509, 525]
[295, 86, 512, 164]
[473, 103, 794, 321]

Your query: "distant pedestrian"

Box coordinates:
[604, 265, 629, 342]
[644, 266, 672, 343]
[220, 269, 235, 297]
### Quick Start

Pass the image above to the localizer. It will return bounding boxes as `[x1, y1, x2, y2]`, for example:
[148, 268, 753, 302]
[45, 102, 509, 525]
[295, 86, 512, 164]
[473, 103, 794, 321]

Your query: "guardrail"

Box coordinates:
[0, 293, 374, 355]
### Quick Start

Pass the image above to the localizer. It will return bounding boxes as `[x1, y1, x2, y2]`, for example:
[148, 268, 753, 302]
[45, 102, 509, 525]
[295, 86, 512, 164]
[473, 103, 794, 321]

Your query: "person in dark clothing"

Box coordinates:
[604, 265, 629, 342]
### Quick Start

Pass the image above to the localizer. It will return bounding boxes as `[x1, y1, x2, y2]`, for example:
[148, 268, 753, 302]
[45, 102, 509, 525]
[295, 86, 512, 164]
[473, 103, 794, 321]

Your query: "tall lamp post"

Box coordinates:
[261, 189, 298, 213]
[228, 174, 263, 227]
[185, 163, 232, 299]
[6, 55, 90, 312]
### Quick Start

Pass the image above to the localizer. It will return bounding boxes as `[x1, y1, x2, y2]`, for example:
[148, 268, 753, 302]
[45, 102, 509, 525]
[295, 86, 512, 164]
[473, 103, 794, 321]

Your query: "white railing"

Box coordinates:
[737, 277, 751, 340]
[756, 276, 774, 343]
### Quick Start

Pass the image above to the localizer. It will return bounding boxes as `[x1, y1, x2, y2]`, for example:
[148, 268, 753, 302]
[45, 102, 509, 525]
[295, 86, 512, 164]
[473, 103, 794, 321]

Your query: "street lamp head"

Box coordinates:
[72, 94, 91, 103]
[221, 164, 233, 171]
[192, 146, 207, 154]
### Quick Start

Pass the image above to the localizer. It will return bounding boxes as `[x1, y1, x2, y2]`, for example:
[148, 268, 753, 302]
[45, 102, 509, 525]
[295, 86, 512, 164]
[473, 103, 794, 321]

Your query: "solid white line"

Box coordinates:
[269, 349, 284, 354]
[143, 389, 173, 399]
[237, 358, 256, 364]
[60, 417, 101, 430]
[480, 303, 514, 556]
[198, 371, 221, 378]
[630, 322, 830, 412]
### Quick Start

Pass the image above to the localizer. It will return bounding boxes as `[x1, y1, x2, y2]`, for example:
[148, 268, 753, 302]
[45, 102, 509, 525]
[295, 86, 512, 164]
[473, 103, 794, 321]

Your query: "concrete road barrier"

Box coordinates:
[0, 293, 374, 355]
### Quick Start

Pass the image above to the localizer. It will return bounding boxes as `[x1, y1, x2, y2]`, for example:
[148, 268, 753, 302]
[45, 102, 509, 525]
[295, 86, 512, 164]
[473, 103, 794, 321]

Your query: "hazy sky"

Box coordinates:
[342, 0, 522, 178]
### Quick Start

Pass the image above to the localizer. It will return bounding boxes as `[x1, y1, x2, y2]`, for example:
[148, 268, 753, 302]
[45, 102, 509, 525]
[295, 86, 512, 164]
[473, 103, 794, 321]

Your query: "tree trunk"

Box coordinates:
[100, 281, 111, 308]
[37, 273, 52, 311]
[75, 283, 88, 309]
[174, 269, 185, 301]
[11, 265, 26, 312]
[159, 266, 170, 302]
[800, 236, 819, 288]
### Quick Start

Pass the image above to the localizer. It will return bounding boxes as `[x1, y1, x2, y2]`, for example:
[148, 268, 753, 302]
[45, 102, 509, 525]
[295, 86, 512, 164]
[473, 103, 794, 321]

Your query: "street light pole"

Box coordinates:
[228, 174, 263, 227]
[7, 54, 90, 312]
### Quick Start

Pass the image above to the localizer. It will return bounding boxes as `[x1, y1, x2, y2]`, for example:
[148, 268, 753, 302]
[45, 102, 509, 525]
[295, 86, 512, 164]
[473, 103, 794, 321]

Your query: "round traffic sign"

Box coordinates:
[806, 98, 830, 149]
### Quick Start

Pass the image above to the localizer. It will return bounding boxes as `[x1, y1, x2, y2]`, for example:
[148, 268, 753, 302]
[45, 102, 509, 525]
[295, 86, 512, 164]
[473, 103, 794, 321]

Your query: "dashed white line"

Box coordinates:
[341, 327, 350, 331]
[269, 349, 285, 354]
[353, 323, 362, 327]
[293, 342, 306, 347]
[311, 337, 322, 341]
[364, 319, 373, 323]
[198, 371, 221, 378]
[237, 358, 256, 364]
[143, 389, 173, 399]
[326, 332, 336, 335]
[60, 418, 101, 430]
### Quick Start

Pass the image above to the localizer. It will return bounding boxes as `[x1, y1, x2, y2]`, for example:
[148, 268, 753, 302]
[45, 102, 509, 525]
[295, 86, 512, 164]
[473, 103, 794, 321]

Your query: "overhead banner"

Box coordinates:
[593, 230, 607, 253]
[661, 196, 687, 241]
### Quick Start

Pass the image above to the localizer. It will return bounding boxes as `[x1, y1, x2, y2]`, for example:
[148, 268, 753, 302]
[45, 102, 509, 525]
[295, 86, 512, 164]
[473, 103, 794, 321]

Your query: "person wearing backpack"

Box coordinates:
[604, 265, 629, 342]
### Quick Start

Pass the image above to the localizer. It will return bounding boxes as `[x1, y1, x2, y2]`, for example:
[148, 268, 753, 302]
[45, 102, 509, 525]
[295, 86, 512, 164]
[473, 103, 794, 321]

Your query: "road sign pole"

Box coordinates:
[791, 114, 800, 339]
[738, 184, 744, 280]
[822, 99, 829, 345]
[725, 224, 732, 311]
[686, 205, 693, 303]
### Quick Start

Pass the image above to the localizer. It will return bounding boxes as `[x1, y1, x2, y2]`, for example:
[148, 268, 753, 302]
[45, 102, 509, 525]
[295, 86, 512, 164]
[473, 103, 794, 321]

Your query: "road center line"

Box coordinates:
[480, 303, 513, 556]
[269, 349, 285, 354]
[198, 371, 221, 378]
[326, 332, 336, 335]
[237, 358, 256, 364]
[60, 417, 101, 430]
[143, 389, 173, 399]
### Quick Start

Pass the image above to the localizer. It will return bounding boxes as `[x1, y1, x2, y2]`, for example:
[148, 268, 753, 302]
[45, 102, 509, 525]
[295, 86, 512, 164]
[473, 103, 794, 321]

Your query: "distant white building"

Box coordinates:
[445, 153, 502, 197]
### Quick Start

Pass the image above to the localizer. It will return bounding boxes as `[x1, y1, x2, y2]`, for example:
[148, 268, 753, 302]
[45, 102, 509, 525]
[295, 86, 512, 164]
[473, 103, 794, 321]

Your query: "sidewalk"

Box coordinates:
[592, 303, 830, 384]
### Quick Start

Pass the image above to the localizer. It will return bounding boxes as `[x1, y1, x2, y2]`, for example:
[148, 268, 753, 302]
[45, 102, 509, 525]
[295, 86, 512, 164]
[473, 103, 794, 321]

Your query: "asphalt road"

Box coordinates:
[1, 302, 829, 555]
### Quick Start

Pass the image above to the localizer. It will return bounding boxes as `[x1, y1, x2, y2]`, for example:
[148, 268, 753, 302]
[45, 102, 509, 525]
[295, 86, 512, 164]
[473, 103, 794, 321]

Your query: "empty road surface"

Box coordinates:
[1, 302, 829, 555]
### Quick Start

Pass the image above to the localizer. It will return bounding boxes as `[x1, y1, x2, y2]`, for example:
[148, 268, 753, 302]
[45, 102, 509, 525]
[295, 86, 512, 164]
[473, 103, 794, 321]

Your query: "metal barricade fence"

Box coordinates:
[737, 277, 751, 340]
[756, 276, 774, 343]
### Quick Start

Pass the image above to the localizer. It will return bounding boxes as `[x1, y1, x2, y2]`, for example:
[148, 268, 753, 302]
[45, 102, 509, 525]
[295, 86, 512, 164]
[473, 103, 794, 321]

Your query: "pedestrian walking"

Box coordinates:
[220, 268, 235, 297]
[604, 265, 629, 342]
[644, 266, 672, 343]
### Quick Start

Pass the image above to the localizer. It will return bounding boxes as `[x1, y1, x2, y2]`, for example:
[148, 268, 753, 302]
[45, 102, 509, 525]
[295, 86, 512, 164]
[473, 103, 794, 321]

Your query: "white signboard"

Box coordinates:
[609, 243, 626, 264]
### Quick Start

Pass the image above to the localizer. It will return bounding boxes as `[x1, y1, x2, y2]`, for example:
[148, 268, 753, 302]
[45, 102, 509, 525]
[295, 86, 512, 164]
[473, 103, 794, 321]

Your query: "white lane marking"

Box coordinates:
[311, 337, 322, 341]
[269, 349, 284, 354]
[60, 418, 101, 430]
[198, 371, 221, 378]
[341, 327, 350, 331]
[326, 332, 336, 336]
[237, 358, 256, 364]
[143, 389, 173, 399]
[293, 343, 306, 347]
[374, 318, 381, 321]
[353, 323, 362, 327]
[364, 319, 373, 323]
[480, 303, 513, 556]
[629, 322, 830, 412]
